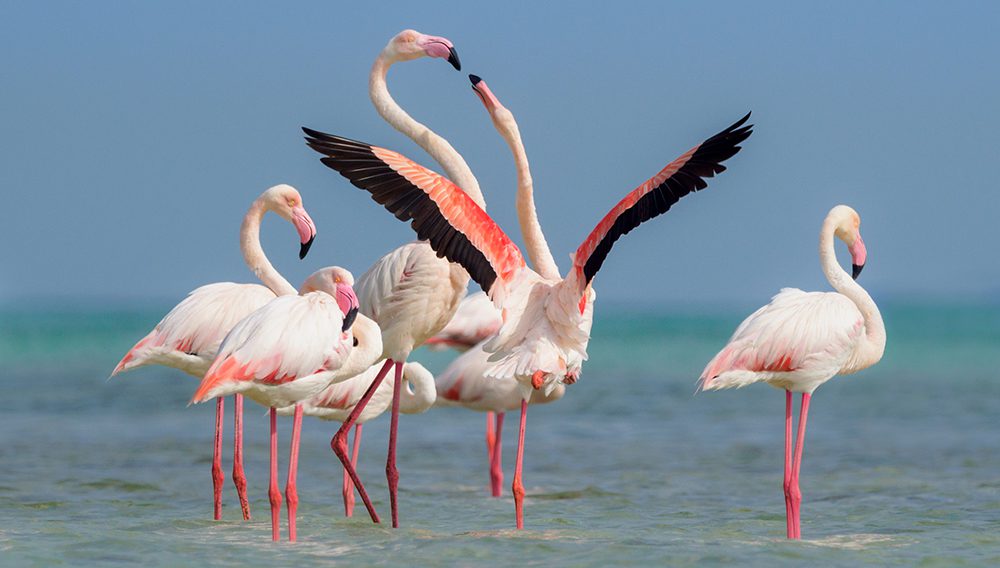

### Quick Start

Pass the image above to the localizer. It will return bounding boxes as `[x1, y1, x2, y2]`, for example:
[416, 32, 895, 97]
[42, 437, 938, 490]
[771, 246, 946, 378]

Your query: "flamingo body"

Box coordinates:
[424, 292, 502, 352]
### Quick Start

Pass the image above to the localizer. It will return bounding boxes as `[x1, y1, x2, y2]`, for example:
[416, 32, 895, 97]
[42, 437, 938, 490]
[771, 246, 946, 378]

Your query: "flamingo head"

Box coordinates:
[830, 204, 867, 280]
[262, 184, 317, 259]
[386, 29, 460, 70]
[299, 266, 360, 332]
[469, 74, 519, 140]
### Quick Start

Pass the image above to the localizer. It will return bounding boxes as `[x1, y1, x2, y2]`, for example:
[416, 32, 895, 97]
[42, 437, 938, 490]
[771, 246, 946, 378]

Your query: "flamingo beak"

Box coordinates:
[291, 206, 317, 259]
[420, 35, 461, 71]
[469, 74, 500, 111]
[849, 234, 867, 280]
[336, 284, 360, 332]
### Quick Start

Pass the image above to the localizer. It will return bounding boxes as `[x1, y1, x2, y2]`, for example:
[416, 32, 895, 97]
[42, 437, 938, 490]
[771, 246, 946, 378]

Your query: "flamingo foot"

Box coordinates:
[513, 400, 528, 529]
[342, 424, 362, 517]
[285, 404, 302, 543]
[386, 362, 403, 529]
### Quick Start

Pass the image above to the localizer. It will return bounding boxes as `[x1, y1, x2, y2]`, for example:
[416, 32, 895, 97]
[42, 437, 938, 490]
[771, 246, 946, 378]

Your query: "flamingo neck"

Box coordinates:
[819, 218, 886, 373]
[337, 315, 384, 379]
[501, 120, 560, 280]
[398, 365, 436, 414]
[369, 56, 485, 209]
[240, 198, 297, 296]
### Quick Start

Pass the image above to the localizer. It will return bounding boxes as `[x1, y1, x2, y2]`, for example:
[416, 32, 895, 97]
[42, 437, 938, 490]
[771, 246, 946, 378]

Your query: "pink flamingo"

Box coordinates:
[311, 29, 486, 528]
[699, 205, 885, 540]
[436, 341, 565, 497]
[304, 110, 752, 528]
[279, 361, 436, 517]
[190, 266, 383, 542]
[431, 75, 568, 498]
[112, 184, 317, 521]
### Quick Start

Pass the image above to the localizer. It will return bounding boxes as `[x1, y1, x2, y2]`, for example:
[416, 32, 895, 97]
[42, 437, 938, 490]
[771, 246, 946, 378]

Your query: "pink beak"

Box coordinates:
[418, 34, 460, 70]
[291, 206, 317, 259]
[336, 283, 360, 332]
[849, 234, 867, 280]
[469, 74, 502, 111]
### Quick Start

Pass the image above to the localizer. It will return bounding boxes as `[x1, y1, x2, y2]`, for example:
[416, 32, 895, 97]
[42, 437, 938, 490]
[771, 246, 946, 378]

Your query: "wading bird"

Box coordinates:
[304, 109, 752, 528]
[315, 29, 485, 528]
[699, 205, 885, 540]
[112, 184, 317, 521]
[190, 267, 382, 542]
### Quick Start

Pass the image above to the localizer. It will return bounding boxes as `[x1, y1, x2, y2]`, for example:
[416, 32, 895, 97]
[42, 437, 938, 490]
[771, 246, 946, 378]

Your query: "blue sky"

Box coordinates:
[2, 2, 998, 307]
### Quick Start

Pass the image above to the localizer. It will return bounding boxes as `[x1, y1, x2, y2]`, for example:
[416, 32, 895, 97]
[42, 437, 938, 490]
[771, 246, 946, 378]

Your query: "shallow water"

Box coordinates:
[2, 302, 999, 566]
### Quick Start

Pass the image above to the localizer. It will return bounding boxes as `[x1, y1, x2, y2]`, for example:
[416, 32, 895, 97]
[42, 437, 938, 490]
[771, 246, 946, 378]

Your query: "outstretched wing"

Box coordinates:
[572, 113, 753, 293]
[303, 128, 526, 303]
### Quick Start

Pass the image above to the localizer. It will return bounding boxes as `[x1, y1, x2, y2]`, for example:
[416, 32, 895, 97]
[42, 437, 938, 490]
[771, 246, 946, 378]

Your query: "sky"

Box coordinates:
[2, 1, 999, 308]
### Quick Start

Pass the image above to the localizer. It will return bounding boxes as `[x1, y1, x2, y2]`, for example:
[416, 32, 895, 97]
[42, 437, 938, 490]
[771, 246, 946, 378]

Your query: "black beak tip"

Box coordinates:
[852, 263, 864, 280]
[342, 307, 359, 332]
[447, 47, 461, 71]
[299, 235, 315, 260]
[469, 74, 482, 86]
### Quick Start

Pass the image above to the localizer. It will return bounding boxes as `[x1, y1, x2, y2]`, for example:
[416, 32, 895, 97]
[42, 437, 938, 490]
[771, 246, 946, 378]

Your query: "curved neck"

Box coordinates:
[240, 199, 297, 296]
[819, 220, 886, 373]
[502, 121, 561, 279]
[338, 316, 384, 379]
[369, 56, 485, 209]
[398, 365, 436, 414]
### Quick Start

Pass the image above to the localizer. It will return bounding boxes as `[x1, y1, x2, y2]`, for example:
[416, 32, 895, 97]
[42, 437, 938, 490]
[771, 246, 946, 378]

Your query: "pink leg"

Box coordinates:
[512, 399, 528, 529]
[789, 393, 811, 539]
[330, 358, 393, 524]
[386, 361, 404, 528]
[490, 412, 505, 498]
[212, 397, 224, 521]
[783, 390, 793, 539]
[285, 404, 303, 542]
[232, 394, 251, 521]
[268, 407, 282, 542]
[342, 423, 363, 517]
[485, 411, 496, 490]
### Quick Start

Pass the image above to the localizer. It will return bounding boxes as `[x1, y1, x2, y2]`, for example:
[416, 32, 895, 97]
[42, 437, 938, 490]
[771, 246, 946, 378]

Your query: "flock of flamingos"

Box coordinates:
[112, 29, 886, 543]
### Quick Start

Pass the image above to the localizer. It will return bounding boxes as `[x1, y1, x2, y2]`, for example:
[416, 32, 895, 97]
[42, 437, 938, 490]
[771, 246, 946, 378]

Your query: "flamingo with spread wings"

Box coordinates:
[699, 205, 885, 539]
[304, 111, 752, 528]
[190, 267, 382, 542]
[112, 184, 317, 521]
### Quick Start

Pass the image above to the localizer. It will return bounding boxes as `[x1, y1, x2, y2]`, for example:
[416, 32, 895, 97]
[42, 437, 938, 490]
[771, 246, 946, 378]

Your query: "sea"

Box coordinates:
[1, 301, 998, 566]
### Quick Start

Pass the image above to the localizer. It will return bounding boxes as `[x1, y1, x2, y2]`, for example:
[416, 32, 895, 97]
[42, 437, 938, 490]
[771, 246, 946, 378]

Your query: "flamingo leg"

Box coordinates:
[789, 393, 811, 539]
[490, 412, 505, 498]
[485, 411, 496, 493]
[783, 390, 793, 539]
[285, 404, 303, 542]
[386, 361, 404, 528]
[212, 397, 224, 521]
[232, 394, 251, 521]
[330, 358, 393, 524]
[268, 407, 282, 542]
[512, 399, 528, 529]
[342, 423, 363, 517]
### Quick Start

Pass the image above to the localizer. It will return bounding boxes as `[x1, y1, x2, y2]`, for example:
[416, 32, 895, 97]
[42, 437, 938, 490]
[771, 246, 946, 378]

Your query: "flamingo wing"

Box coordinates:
[113, 282, 276, 377]
[572, 113, 752, 294]
[699, 288, 864, 391]
[191, 292, 351, 402]
[302, 128, 526, 303]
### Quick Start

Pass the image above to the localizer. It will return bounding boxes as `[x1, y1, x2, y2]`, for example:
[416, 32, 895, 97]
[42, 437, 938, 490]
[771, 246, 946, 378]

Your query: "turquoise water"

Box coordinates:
[2, 302, 999, 566]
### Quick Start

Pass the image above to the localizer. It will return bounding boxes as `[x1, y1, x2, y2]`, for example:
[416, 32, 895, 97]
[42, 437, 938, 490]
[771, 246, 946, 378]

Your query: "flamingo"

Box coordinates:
[303, 110, 752, 528]
[430, 74, 568, 498]
[436, 341, 565, 497]
[311, 29, 486, 528]
[699, 205, 885, 540]
[111, 184, 317, 521]
[278, 361, 436, 517]
[423, 291, 502, 352]
[190, 266, 381, 542]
